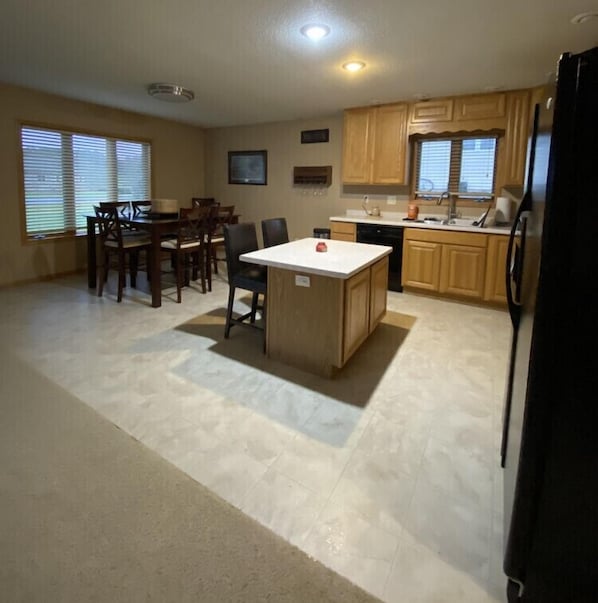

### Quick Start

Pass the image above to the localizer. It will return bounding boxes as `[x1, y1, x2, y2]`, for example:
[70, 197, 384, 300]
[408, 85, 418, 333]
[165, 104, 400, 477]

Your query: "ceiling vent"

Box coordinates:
[147, 83, 194, 103]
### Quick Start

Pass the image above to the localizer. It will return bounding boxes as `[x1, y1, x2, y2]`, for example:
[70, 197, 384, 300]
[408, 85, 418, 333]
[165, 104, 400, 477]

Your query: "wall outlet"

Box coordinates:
[387, 196, 397, 205]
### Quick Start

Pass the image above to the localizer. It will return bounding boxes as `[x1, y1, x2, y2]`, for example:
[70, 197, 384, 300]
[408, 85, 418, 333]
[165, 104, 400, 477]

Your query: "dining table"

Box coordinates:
[86, 208, 239, 308]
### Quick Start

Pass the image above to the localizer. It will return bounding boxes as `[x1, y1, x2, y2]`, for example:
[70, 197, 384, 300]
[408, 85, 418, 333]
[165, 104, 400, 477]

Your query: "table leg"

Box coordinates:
[150, 228, 162, 308]
[87, 216, 96, 289]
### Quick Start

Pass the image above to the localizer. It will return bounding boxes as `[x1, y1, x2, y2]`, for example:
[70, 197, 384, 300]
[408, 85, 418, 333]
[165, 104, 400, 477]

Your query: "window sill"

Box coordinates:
[24, 231, 87, 245]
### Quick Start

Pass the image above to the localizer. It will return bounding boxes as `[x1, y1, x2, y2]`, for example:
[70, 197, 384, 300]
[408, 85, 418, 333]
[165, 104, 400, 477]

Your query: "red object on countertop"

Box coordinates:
[315, 241, 328, 252]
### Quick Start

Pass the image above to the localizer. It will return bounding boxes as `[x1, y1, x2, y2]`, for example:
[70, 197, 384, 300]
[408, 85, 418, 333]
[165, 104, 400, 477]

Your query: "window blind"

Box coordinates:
[415, 136, 497, 198]
[21, 126, 151, 238]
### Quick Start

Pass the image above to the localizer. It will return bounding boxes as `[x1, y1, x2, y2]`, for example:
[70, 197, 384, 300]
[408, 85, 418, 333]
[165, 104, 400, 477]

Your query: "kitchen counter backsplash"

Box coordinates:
[330, 210, 512, 236]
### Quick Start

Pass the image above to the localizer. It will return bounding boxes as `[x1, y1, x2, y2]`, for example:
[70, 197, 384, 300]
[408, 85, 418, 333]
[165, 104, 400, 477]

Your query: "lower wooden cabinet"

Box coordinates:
[343, 255, 389, 362]
[343, 267, 371, 361]
[402, 238, 442, 291]
[483, 234, 509, 304]
[369, 255, 389, 331]
[439, 243, 486, 299]
[330, 221, 356, 241]
[402, 228, 506, 304]
[266, 255, 389, 377]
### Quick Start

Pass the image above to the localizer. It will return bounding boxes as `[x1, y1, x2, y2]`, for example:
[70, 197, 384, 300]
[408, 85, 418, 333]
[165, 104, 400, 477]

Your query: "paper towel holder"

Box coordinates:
[495, 196, 512, 225]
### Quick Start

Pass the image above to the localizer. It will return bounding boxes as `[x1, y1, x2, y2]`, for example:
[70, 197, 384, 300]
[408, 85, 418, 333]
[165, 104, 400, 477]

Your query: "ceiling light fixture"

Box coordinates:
[300, 24, 330, 40]
[570, 11, 598, 24]
[342, 61, 366, 72]
[147, 83, 195, 102]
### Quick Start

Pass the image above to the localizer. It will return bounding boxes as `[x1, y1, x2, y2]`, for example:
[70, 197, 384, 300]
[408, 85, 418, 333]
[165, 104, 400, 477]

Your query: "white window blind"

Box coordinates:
[415, 136, 497, 198]
[20, 126, 151, 238]
[417, 140, 451, 193]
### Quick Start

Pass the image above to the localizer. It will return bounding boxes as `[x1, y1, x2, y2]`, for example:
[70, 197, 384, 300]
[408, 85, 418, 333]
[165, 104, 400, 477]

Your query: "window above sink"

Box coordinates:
[413, 134, 497, 202]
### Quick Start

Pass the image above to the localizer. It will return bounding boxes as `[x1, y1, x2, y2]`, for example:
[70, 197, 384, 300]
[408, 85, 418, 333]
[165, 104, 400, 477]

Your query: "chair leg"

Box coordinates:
[97, 263, 105, 297]
[117, 254, 125, 302]
[103, 250, 110, 282]
[212, 243, 219, 275]
[176, 252, 183, 303]
[224, 286, 236, 338]
[198, 250, 206, 294]
[250, 292, 259, 323]
[262, 295, 267, 354]
[191, 251, 198, 282]
[146, 249, 152, 282]
[206, 247, 212, 292]
[129, 250, 138, 288]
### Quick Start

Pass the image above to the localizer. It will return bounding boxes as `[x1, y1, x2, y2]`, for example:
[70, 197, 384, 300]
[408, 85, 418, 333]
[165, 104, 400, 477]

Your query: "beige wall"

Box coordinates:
[0, 83, 206, 287]
[205, 116, 412, 244]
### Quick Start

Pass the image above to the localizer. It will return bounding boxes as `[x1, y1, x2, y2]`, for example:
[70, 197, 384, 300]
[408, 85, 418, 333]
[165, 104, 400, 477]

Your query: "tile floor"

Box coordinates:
[0, 270, 511, 602]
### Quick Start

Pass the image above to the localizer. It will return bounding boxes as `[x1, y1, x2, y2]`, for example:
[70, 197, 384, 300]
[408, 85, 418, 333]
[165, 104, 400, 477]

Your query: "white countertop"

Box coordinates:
[240, 237, 392, 279]
[330, 212, 512, 236]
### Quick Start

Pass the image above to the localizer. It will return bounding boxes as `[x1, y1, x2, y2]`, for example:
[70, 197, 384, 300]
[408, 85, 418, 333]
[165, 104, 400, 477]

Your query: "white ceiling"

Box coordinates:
[1, 1, 597, 129]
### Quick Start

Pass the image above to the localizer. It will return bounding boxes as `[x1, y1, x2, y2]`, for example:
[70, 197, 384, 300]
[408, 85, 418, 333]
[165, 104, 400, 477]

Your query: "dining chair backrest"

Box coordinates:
[131, 200, 152, 215]
[223, 223, 259, 282]
[177, 206, 211, 250]
[99, 201, 129, 217]
[191, 197, 218, 208]
[209, 204, 235, 239]
[261, 217, 289, 248]
[216, 204, 235, 224]
[94, 205, 124, 249]
[222, 222, 267, 344]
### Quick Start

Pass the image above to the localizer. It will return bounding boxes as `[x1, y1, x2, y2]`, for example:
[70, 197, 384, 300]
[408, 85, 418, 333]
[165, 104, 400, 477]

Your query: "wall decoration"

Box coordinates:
[228, 150, 267, 185]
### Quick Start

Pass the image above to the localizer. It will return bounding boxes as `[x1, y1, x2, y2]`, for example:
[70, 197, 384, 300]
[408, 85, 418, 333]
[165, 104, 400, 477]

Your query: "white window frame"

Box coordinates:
[413, 134, 498, 201]
[19, 124, 152, 241]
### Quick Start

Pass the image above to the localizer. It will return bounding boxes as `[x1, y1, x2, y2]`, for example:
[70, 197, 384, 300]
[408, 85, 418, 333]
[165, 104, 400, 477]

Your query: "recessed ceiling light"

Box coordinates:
[147, 83, 194, 102]
[571, 11, 598, 24]
[342, 61, 366, 72]
[300, 24, 330, 40]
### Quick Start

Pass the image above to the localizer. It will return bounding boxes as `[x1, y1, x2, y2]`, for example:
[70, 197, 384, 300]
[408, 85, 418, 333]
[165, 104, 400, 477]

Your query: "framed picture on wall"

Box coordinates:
[228, 150, 268, 185]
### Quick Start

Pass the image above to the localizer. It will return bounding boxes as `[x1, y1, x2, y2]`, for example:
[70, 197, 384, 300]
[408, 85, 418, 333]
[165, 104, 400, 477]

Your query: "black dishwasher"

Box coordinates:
[356, 223, 403, 292]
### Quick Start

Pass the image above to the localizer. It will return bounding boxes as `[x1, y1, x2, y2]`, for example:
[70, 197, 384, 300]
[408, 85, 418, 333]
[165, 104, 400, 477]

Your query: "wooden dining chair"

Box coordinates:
[98, 200, 144, 235]
[131, 200, 152, 215]
[191, 197, 217, 208]
[261, 217, 289, 248]
[99, 201, 129, 215]
[160, 206, 211, 302]
[223, 222, 267, 347]
[94, 205, 151, 302]
[210, 204, 235, 277]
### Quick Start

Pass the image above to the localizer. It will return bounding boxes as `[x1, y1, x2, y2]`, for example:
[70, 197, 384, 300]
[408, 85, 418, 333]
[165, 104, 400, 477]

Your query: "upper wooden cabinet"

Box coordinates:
[342, 102, 409, 185]
[344, 88, 534, 192]
[454, 93, 506, 121]
[408, 92, 510, 135]
[411, 98, 454, 124]
[502, 89, 531, 186]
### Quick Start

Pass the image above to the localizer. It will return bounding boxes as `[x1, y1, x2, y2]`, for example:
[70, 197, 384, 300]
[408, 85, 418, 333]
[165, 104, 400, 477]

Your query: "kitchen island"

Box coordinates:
[240, 238, 392, 377]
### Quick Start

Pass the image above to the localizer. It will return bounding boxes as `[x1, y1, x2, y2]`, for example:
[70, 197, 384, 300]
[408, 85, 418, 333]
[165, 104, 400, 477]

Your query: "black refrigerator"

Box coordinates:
[502, 46, 598, 602]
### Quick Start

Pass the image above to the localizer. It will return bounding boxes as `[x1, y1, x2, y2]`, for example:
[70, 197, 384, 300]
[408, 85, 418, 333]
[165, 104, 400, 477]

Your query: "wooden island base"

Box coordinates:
[266, 256, 389, 377]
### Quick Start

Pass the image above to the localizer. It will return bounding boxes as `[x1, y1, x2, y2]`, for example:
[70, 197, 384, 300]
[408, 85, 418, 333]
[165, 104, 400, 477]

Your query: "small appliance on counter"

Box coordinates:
[147, 198, 179, 218]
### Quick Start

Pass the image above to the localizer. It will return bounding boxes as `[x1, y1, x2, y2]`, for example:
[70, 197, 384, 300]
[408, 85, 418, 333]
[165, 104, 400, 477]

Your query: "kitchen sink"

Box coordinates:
[420, 216, 478, 227]
[443, 218, 476, 226]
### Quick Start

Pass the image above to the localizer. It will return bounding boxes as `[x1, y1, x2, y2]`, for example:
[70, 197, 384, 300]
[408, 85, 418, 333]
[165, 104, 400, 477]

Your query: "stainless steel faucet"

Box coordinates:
[437, 191, 450, 205]
[437, 191, 458, 223]
[447, 193, 458, 222]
